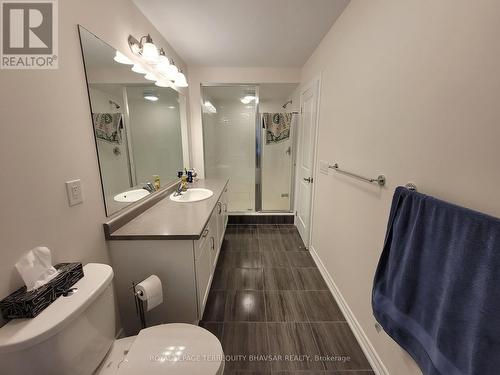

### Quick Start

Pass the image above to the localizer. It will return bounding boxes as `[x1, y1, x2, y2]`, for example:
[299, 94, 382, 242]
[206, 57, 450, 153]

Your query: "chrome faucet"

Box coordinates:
[142, 182, 156, 193]
[173, 182, 184, 197]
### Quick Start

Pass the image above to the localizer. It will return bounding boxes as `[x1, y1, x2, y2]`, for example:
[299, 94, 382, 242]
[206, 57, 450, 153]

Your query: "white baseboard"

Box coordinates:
[309, 245, 389, 375]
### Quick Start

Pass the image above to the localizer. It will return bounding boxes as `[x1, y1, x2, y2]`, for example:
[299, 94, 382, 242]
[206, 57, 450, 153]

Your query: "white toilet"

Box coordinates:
[0, 263, 224, 375]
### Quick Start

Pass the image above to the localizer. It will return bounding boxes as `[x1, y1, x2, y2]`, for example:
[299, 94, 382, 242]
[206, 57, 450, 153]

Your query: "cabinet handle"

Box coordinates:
[210, 237, 215, 250]
[202, 229, 209, 238]
[218, 202, 222, 214]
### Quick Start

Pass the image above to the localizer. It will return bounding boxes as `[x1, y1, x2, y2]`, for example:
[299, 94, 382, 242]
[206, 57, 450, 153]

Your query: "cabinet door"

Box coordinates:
[222, 188, 229, 229]
[195, 238, 212, 318]
[208, 210, 220, 270]
[216, 201, 224, 249]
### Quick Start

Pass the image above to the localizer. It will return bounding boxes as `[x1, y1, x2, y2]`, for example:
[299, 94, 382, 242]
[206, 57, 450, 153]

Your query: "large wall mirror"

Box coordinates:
[78, 26, 187, 216]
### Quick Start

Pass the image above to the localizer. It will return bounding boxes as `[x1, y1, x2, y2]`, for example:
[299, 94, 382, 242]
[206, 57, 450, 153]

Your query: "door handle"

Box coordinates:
[303, 177, 313, 183]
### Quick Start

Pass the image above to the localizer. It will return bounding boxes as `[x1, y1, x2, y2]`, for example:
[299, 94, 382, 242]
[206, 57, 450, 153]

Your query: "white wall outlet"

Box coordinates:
[319, 160, 330, 175]
[66, 179, 83, 206]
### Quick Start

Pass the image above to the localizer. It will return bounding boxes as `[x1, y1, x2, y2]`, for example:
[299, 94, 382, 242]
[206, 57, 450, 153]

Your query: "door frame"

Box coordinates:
[294, 74, 322, 248]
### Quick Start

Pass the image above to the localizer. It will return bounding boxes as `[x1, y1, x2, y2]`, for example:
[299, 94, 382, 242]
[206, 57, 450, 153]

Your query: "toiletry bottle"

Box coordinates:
[181, 175, 188, 191]
[153, 175, 160, 191]
[187, 171, 193, 183]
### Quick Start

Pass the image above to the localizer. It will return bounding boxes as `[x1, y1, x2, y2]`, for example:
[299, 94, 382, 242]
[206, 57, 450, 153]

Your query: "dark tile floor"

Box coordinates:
[199, 224, 374, 375]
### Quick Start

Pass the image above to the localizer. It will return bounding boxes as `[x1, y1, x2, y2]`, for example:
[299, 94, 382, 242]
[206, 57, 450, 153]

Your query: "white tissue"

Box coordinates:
[136, 275, 163, 312]
[15, 247, 59, 291]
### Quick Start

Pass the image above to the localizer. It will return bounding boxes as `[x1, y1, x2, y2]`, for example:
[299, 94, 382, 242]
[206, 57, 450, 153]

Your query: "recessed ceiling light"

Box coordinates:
[240, 95, 256, 104]
[203, 100, 217, 114]
[144, 92, 159, 102]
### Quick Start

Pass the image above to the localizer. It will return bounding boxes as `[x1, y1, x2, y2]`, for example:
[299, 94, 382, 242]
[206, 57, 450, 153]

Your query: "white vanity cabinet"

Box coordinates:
[108, 186, 228, 336]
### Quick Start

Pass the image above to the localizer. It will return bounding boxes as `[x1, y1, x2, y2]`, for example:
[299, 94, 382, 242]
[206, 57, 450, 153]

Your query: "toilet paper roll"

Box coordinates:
[136, 275, 163, 312]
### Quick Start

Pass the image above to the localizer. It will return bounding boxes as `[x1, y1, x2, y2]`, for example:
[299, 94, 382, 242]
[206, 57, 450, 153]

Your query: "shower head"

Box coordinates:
[109, 100, 121, 109]
[282, 100, 293, 109]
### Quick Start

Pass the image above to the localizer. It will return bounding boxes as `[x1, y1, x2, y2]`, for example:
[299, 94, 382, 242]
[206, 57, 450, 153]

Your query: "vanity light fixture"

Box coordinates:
[143, 91, 159, 102]
[113, 51, 133, 65]
[174, 70, 188, 87]
[156, 49, 170, 68]
[144, 72, 159, 81]
[127, 34, 188, 86]
[131, 63, 148, 74]
[128, 34, 160, 63]
[155, 79, 172, 88]
[163, 61, 179, 81]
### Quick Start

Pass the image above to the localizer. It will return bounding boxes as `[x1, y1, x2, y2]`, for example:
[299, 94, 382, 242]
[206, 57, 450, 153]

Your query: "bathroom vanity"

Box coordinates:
[104, 178, 228, 335]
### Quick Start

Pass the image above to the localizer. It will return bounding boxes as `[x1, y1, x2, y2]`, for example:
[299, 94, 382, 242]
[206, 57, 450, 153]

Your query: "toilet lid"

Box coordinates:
[117, 324, 224, 375]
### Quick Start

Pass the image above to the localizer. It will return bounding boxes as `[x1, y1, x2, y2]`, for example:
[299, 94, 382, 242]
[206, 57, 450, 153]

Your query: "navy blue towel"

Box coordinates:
[373, 187, 500, 375]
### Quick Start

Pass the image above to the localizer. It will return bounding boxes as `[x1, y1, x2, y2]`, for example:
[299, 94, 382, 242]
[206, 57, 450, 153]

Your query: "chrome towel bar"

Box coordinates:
[329, 163, 386, 186]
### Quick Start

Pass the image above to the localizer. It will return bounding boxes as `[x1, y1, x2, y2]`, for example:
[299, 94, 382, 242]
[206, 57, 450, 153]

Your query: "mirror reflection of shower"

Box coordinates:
[202, 83, 299, 213]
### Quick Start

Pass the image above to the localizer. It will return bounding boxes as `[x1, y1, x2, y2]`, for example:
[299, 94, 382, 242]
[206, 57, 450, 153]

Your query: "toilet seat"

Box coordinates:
[116, 324, 224, 375]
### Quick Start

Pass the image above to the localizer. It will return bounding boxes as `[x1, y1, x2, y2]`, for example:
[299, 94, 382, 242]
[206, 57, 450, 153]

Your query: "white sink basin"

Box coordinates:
[114, 189, 150, 203]
[170, 188, 213, 203]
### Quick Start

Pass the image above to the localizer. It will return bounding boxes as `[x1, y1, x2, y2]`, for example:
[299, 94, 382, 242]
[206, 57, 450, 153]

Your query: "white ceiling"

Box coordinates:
[133, 0, 350, 67]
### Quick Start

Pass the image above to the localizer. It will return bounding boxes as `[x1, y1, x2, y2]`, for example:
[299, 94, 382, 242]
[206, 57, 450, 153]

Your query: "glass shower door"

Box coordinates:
[260, 114, 294, 212]
[202, 85, 258, 212]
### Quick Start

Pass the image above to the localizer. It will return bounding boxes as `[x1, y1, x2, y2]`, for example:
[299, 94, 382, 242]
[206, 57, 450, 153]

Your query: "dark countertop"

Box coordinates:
[105, 178, 229, 241]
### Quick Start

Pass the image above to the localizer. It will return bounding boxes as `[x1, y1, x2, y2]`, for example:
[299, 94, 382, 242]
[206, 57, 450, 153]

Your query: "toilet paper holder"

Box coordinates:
[131, 282, 147, 329]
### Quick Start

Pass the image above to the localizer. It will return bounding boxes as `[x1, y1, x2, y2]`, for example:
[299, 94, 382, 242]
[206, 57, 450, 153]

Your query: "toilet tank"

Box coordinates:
[0, 263, 116, 375]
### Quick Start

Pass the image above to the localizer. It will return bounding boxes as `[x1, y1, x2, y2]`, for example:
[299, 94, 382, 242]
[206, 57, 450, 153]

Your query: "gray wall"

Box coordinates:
[301, 1, 500, 374]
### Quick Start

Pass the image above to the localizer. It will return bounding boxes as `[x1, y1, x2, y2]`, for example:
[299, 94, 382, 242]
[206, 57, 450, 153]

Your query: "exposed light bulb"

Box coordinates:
[131, 64, 148, 74]
[113, 51, 133, 65]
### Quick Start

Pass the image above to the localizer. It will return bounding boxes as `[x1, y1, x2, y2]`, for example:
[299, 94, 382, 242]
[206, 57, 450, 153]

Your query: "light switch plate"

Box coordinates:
[66, 179, 83, 206]
[319, 160, 330, 175]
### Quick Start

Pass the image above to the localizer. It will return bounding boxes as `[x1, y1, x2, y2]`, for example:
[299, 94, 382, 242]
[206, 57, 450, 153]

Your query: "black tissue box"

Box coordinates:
[0, 263, 84, 319]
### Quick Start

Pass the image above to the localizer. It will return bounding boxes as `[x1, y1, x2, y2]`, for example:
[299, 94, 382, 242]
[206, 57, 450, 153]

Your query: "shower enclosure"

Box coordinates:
[202, 84, 297, 214]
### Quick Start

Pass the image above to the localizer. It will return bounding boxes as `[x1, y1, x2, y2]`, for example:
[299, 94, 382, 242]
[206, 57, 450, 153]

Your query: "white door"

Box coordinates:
[295, 80, 319, 247]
